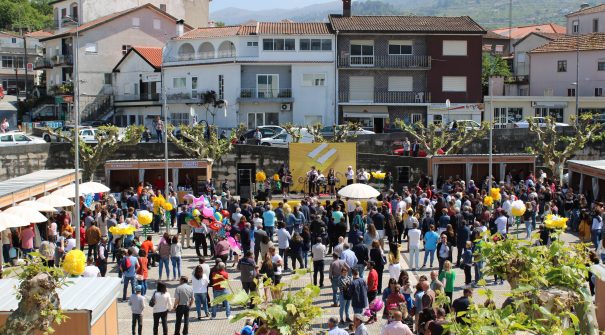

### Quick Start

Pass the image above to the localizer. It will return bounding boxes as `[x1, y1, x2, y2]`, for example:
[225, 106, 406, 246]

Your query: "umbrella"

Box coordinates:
[4, 206, 48, 223]
[19, 200, 58, 213]
[37, 194, 75, 207]
[0, 212, 33, 228]
[53, 182, 110, 197]
[337, 183, 380, 199]
[80, 181, 110, 194]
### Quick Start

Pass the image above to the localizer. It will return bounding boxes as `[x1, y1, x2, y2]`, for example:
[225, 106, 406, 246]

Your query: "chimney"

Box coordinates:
[176, 19, 185, 37]
[343, 0, 352, 17]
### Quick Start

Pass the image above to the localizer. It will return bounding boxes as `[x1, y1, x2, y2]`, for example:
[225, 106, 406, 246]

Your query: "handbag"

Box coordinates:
[149, 291, 157, 307]
[8, 247, 17, 259]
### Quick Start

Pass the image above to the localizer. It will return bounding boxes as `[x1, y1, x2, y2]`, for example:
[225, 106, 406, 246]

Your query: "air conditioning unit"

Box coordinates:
[280, 103, 291, 111]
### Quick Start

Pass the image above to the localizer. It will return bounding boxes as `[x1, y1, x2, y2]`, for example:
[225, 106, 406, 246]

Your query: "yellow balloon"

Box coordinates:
[63, 249, 86, 276]
[490, 188, 501, 201]
[137, 210, 153, 225]
[163, 202, 173, 211]
[511, 200, 526, 217]
[109, 225, 136, 235]
[483, 196, 493, 207]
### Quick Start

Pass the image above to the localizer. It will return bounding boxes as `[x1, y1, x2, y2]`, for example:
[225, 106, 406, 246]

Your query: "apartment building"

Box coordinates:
[0, 31, 46, 93]
[161, 22, 336, 129]
[329, 0, 485, 131]
[566, 3, 605, 35]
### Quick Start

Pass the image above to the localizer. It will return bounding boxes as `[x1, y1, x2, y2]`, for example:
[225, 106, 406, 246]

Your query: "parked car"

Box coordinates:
[42, 125, 92, 142]
[446, 120, 481, 131]
[513, 117, 569, 128]
[240, 126, 284, 144]
[393, 147, 427, 157]
[81, 120, 111, 127]
[320, 125, 375, 137]
[260, 129, 314, 147]
[0, 132, 46, 146]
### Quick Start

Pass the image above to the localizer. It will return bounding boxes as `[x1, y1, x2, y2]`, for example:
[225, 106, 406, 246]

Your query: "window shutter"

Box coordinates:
[442, 76, 467, 92]
[443, 40, 467, 56]
[349, 76, 374, 101]
[388, 76, 413, 91]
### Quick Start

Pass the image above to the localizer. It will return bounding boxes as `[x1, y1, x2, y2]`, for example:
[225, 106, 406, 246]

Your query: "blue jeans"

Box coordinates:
[123, 276, 135, 300]
[592, 229, 602, 250]
[353, 307, 364, 314]
[158, 258, 170, 279]
[265, 226, 274, 239]
[194, 292, 209, 318]
[137, 279, 147, 296]
[525, 220, 533, 239]
[355, 264, 365, 278]
[171, 256, 182, 278]
[423, 249, 435, 267]
[474, 260, 484, 282]
[339, 292, 351, 321]
[331, 275, 341, 305]
[211, 289, 231, 318]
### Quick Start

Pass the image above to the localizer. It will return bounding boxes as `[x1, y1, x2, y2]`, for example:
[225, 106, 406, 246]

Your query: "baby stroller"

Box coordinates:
[363, 298, 384, 324]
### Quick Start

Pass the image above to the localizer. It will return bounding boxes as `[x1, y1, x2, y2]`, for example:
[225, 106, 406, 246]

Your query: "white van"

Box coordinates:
[260, 128, 314, 147]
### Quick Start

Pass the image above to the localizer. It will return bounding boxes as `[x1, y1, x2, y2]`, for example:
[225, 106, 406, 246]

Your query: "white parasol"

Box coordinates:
[0, 212, 35, 228]
[337, 183, 380, 199]
[37, 194, 76, 207]
[80, 181, 110, 193]
[4, 206, 48, 223]
[52, 181, 110, 198]
[19, 200, 58, 213]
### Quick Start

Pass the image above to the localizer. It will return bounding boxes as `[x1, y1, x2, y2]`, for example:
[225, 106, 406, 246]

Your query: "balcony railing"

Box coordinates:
[339, 90, 430, 104]
[338, 55, 431, 69]
[51, 54, 73, 66]
[33, 58, 53, 70]
[238, 88, 293, 101]
[114, 93, 160, 102]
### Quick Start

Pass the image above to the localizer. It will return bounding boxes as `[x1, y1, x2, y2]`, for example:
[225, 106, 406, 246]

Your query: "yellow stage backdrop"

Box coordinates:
[289, 143, 356, 192]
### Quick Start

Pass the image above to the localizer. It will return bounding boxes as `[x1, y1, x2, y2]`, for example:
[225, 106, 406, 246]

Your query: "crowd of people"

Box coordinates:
[2, 166, 604, 335]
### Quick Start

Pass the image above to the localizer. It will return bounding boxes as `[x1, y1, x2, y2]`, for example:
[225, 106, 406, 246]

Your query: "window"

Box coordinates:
[173, 77, 186, 88]
[442, 40, 467, 56]
[61, 8, 67, 18]
[302, 73, 326, 86]
[598, 60, 605, 71]
[132, 17, 140, 27]
[388, 40, 413, 55]
[14, 134, 29, 142]
[191, 76, 198, 98]
[262, 39, 295, 51]
[442, 76, 467, 92]
[159, 4, 167, 11]
[350, 42, 374, 65]
[14, 56, 24, 69]
[557, 60, 567, 72]
[299, 39, 332, 51]
[257, 74, 278, 98]
[535, 107, 564, 122]
[433, 115, 443, 125]
[247, 41, 258, 47]
[122, 45, 131, 55]
[388, 76, 413, 91]
[494, 107, 523, 128]
[572, 20, 579, 34]
[596, 88, 603, 97]
[397, 166, 410, 183]
[568, 88, 576, 97]
[11, 38, 16, 44]
[218, 75, 224, 99]
[594, 18, 599, 32]
[411, 113, 422, 124]
[84, 43, 97, 53]
[0, 135, 11, 142]
[104, 73, 112, 85]
[170, 113, 188, 126]
[153, 19, 161, 30]
[1, 56, 13, 69]
[349, 76, 374, 101]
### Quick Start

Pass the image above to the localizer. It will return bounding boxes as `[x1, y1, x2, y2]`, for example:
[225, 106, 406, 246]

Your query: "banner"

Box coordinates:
[289, 143, 356, 192]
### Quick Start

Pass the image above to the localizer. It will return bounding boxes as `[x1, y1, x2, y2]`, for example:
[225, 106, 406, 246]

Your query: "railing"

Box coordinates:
[339, 90, 430, 104]
[33, 58, 53, 70]
[51, 54, 73, 66]
[338, 55, 431, 69]
[52, 18, 79, 30]
[114, 93, 160, 102]
[164, 54, 258, 64]
[239, 88, 292, 99]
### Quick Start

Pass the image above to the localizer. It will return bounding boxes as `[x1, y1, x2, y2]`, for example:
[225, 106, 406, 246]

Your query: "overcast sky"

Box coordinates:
[210, 0, 335, 11]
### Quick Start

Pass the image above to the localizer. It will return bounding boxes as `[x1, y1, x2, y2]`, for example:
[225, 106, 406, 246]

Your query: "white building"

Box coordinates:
[566, 3, 605, 35]
[161, 22, 336, 129]
[0, 31, 47, 93]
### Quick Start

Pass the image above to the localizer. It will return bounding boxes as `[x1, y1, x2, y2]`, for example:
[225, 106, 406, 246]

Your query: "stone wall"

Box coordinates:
[0, 143, 73, 180]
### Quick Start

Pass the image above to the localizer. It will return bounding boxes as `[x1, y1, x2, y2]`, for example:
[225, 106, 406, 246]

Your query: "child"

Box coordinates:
[239, 318, 255, 335]
[461, 241, 474, 287]
[128, 285, 146, 335]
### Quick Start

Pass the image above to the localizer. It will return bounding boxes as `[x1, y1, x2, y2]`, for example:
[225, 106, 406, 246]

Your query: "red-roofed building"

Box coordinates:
[0, 31, 45, 95]
[492, 23, 566, 40]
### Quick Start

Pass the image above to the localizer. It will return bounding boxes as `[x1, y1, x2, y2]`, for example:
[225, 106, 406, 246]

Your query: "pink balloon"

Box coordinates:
[202, 208, 213, 218]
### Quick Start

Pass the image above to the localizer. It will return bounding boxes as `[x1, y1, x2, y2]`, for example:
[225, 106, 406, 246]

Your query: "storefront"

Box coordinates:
[342, 105, 388, 133]
[427, 103, 483, 126]
[105, 159, 213, 198]
[567, 160, 605, 202]
[429, 154, 536, 185]
[0, 169, 77, 209]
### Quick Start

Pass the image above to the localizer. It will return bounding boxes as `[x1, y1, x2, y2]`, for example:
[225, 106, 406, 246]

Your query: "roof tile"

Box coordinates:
[177, 26, 242, 40]
[177, 22, 332, 40]
[566, 4, 605, 17]
[328, 15, 485, 33]
[492, 23, 566, 39]
[530, 33, 605, 53]
[132, 46, 163, 68]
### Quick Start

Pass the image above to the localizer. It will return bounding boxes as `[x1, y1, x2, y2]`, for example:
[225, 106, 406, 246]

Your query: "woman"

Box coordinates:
[157, 234, 171, 281]
[523, 202, 534, 239]
[259, 253, 275, 300]
[387, 243, 402, 280]
[301, 225, 312, 268]
[338, 266, 353, 324]
[136, 249, 149, 295]
[152, 281, 173, 335]
[259, 234, 274, 260]
[422, 224, 439, 268]
[438, 260, 456, 304]
[215, 236, 231, 264]
[290, 232, 305, 270]
[578, 210, 592, 242]
[192, 265, 210, 320]
[327, 168, 336, 196]
[170, 235, 182, 280]
[364, 224, 378, 248]
[369, 240, 386, 293]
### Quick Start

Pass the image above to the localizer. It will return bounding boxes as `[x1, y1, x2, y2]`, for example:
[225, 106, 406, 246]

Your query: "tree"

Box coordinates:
[482, 54, 511, 93]
[331, 121, 362, 143]
[167, 123, 235, 162]
[306, 123, 325, 143]
[0, 255, 68, 335]
[48, 125, 143, 181]
[0, 0, 52, 31]
[214, 21, 226, 27]
[527, 115, 603, 184]
[200, 90, 227, 124]
[281, 123, 302, 143]
[393, 119, 490, 155]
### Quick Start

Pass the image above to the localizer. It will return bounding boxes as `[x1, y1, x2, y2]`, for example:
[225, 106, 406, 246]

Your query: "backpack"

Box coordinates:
[120, 256, 132, 273]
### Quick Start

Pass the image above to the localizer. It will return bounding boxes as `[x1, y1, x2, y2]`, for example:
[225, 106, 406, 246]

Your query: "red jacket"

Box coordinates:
[211, 269, 229, 291]
[367, 269, 378, 292]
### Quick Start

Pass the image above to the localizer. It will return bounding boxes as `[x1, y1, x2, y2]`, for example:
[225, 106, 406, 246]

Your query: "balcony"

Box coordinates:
[114, 93, 160, 102]
[51, 54, 73, 67]
[33, 58, 53, 70]
[338, 55, 431, 70]
[339, 90, 430, 104]
[165, 91, 201, 104]
[237, 88, 294, 103]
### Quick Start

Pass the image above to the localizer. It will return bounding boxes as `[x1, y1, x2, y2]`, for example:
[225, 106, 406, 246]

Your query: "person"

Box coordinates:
[1, 118, 8, 133]
[253, 127, 262, 145]
[210, 262, 231, 319]
[345, 166, 355, 185]
[158, 234, 171, 281]
[311, 237, 326, 286]
[141, 235, 156, 267]
[369, 240, 386, 293]
[381, 310, 413, 335]
[412, 139, 420, 157]
[152, 281, 172, 335]
[269, 246, 283, 285]
[436, 234, 452, 274]
[402, 137, 411, 156]
[143, 127, 151, 142]
[452, 288, 473, 324]
[173, 276, 194, 335]
[259, 252, 275, 299]
[136, 249, 149, 295]
[338, 267, 353, 324]
[191, 264, 210, 319]
[263, 205, 276, 239]
[438, 260, 456, 303]
[327, 168, 337, 195]
[170, 236, 183, 281]
[341, 243, 358, 273]
[387, 244, 401, 280]
[353, 314, 370, 335]
[155, 115, 164, 143]
[430, 270, 444, 292]
[422, 224, 439, 268]
[82, 256, 101, 277]
[20, 225, 35, 256]
[98, 237, 109, 276]
[349, 268, 369, 314]
[426, 307, 448, 334]
[328, 316, 349, 335]
[461, 240, 473, 287]
[407, 222, 421, 271]
[180, 209, 193, 249]
[122, 248, 140, 301]
[240, 319, 255, 335]
[129, 285, 145, 335]
[238, 251, 258, 306]
[289, 232, 305, 270]
[85, 222, 101, 260]
[366, 261, 379, 302]
[277, 221, 291, 271]
[330, 253, 349, 307]
[591, 207, 603, 250]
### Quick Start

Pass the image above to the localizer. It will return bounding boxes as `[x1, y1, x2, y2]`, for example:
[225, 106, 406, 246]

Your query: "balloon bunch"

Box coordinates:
[183, 195, 231, 233]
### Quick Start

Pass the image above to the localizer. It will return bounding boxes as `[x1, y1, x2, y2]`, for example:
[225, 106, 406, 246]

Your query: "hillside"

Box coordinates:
[211, 0, 590, 28]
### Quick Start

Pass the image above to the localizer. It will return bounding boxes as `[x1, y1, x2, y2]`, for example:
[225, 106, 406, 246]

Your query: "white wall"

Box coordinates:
[567, 11, 605, 34]
[113, 52, 158, 98]
[291, 63, 335, 126]
[513, 34, 553, 76]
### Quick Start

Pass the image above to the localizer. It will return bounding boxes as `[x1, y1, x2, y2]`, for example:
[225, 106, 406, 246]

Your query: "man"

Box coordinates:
[173, 276, 194, 335]
[253, 127, 262, 145]
[353, 314, 370, 335]
[155, 115, 164, 143]
[277, 221, 291, 271]
[430, 270, 444, 292]
[122, 248, 140, 301]
[452, 288, 473, 324]
[352, 236, 368, 277]
[128, 285, 145, 335]
[307, 166, 318, 194]
[210, 262, 231, 319]
[456, 221, 471, 267]
[241, 222, 252, 255]
[495, 208, 508, 237]
[262, 204, 276, 239]
[82, 257, 101, 277]
[366, 261, 378, 302]
[349, 268, 368, 314]
[340, 243, 358, 273]
[329, 253, 349, 307]
[253, 224, 268, 263]
[345, 166, 355, 185]
[85, 222, 102, 260]
[179, 206, 192, 249]
[381, 311, 413, 335]
[407, 222, 421, 271]
[311, 237, 326, 287]
[327, 316, 348, 335]
[141, 235, 156, 267]
[98, 237, 108, 277]
[412, 139, 420, 157]
[237, 251, 258, 307]
[19, 225, 35, 257]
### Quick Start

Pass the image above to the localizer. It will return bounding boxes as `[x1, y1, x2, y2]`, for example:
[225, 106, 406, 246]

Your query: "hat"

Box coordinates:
[135, 285, 142, 292]
[353, 314, 369, 323]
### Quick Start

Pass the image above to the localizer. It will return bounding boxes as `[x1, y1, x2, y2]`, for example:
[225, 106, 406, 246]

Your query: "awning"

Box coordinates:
[343, 105, 388, 119]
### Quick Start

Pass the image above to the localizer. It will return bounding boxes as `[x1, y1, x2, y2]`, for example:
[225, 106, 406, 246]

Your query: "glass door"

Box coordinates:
[257, 74, 278, 98]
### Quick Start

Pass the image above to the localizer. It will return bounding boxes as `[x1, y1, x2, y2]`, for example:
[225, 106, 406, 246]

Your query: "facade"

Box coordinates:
[112, 46, 162, 130]
[49, 0, 210, 31]
[162, 22, 336, 129]
[0, 32, 45, 93]
[482, 30, 511, 56]
[492, 23, 566, 41]
[566, 3, 605, 35]
[37, 4, 190, 121]
[329, 4, 485, 131]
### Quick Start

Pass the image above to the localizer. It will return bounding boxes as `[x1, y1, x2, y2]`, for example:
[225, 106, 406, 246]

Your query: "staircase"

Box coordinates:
[80, 95, 112, 121]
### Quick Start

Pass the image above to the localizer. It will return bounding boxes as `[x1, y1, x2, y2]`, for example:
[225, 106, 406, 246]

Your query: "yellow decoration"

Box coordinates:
[273, 174, 280, 181]
[544, 214, 568, 230]
[137, 210, 153, 225]
[256, 171, 267, 182]
[192, 209, 200, 217]
[109, 224, 136, 235]
[152, 195, 167, 214]
[63, 249, 86, 276]
[511, 200, 527, 217]
[163, 202, 173, 211]
[483, 196, 493, 207]
[490, 188, 501, 201]
[371, 171, 386, 180]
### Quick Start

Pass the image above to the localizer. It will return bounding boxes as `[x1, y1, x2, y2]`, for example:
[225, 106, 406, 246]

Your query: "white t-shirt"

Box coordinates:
[152, 292, 173, 313]
[192, 275, 209, 294]
[277, 228, 291, 249]
[396, 201, 407, 214]
[407, 229, 421, 248]
[65, 238, 76, 252]
[496, 216, 508, 234]
[272, 254, 283, 275]
[388, 263, 401, 280]
[82, 265, 100, 277]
